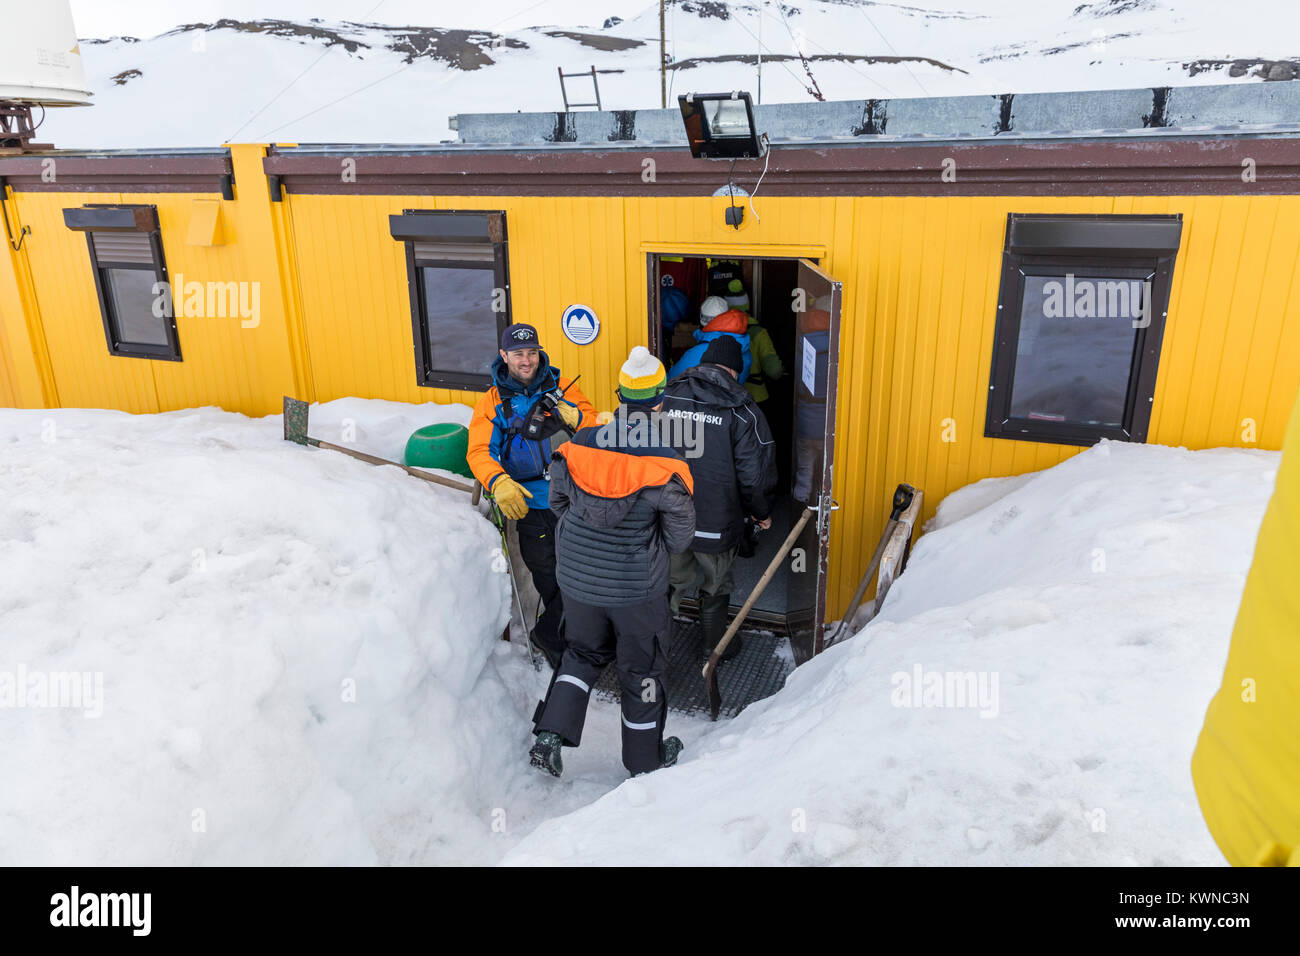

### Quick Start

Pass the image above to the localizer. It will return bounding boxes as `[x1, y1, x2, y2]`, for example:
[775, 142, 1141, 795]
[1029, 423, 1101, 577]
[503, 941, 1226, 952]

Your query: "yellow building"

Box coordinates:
[3, 84, 1299, 660]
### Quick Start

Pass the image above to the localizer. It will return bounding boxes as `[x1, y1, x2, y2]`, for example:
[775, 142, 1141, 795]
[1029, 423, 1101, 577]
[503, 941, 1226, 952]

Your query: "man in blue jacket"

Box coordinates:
[467, 324, 598, 667]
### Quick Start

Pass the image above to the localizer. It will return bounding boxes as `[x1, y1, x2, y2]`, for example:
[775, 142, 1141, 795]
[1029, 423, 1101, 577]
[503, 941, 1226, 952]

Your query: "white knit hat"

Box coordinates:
[700, 296, 729, 322]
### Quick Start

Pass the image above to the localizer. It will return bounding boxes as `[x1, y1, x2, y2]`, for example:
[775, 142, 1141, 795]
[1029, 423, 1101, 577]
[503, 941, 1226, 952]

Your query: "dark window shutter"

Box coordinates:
[91, 232, 154, 265]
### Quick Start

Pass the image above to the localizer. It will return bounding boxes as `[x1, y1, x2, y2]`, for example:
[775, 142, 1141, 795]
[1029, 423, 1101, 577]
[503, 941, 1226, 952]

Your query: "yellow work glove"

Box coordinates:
[492, 476, 533, 520]
[556, 402, 582, 431]
[596, 410, 615, 425]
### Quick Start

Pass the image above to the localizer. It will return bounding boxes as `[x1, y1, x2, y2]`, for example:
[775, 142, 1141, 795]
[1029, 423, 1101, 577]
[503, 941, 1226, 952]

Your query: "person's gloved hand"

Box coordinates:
[595, 410, 615, 426]
[556, 402, 582, 431]
[493, 476, 533, 520]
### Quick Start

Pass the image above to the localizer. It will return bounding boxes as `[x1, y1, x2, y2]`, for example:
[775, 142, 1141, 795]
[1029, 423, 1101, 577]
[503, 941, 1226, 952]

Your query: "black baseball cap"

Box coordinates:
[500, 323, 541, 351]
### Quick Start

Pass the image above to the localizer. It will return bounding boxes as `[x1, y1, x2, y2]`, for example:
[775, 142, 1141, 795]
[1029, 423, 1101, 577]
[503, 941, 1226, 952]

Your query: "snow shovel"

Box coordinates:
[703, 506, 815, 720]
[823, 483, 916, 649]
[282, 396, 476, 494]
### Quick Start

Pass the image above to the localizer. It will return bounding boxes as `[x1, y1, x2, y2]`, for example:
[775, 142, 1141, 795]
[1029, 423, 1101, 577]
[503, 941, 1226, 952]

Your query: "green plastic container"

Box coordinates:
[404, 423, 473, 478]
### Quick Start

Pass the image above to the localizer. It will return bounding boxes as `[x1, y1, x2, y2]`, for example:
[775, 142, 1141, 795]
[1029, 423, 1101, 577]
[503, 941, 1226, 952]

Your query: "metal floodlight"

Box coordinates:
[678, 91, 763, 159]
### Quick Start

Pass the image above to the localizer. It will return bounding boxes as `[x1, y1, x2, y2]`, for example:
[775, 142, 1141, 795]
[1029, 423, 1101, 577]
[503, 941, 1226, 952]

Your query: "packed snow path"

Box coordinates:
[0, 400, 1277, 864]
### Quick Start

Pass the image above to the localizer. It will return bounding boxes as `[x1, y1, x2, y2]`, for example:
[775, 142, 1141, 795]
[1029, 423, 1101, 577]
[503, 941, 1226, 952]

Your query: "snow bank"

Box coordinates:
[3, 401, 1277, 866]
[0, 401, 526, 864]
[505, 441, 1278, 865]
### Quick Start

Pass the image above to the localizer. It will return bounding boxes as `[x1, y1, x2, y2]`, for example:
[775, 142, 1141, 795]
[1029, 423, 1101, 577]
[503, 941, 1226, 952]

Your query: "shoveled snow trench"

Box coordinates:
[0, 399, 1277, 865]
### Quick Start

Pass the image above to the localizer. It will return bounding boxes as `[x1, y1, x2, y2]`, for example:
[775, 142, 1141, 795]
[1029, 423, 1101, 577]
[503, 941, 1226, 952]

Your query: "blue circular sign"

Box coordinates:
[561, 304, 600, 345]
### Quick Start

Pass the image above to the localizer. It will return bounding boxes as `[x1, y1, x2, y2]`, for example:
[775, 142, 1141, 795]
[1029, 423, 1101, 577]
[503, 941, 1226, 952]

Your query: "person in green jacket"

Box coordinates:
[745, 317, 785, 404]
[724, 282, 785, 404]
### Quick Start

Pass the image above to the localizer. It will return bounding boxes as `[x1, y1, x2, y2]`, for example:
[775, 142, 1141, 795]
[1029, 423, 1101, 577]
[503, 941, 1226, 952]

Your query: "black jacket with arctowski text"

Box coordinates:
[659, 363, 777, 554]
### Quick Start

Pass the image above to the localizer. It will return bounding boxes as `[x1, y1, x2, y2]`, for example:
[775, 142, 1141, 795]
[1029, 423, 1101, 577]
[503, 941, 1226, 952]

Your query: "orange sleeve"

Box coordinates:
[466, 386, 506, 491]
[560, 377, 602, 429]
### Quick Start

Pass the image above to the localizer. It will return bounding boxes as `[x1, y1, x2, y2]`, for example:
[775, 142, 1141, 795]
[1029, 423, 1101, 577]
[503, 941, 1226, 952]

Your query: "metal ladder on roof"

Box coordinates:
[557, 65, 603, 111]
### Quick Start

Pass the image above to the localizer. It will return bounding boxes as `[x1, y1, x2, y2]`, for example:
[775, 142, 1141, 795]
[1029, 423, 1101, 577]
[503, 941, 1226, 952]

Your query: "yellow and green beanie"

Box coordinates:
[617, 345, 667, 406]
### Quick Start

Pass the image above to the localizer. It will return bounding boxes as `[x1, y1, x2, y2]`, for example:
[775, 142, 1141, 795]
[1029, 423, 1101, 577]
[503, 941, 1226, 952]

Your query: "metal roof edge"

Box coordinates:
[450, 80, 1300, 149]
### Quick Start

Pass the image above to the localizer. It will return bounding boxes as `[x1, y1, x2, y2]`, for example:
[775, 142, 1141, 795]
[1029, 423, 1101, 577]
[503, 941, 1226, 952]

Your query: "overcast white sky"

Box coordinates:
[67, 0, 659, 39]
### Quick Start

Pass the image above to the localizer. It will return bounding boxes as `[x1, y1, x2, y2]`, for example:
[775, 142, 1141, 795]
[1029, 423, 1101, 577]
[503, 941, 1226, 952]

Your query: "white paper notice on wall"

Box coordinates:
[802, 337, 817, 393]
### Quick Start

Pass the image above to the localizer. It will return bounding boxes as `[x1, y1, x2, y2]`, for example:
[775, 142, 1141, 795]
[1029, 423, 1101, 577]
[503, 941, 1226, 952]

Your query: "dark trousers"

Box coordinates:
[534, 594, 671, 775]
[516, 507, 565, 664]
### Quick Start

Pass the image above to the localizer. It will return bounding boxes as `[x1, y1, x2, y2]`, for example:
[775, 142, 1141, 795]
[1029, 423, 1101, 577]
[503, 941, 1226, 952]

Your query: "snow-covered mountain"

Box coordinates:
[45, 0, 1300, 148]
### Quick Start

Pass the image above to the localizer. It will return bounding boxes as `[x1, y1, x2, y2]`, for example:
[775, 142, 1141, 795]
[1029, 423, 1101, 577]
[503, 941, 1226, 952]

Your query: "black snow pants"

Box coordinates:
[516, 507, 565, 665]
[533, 593, 672, 775]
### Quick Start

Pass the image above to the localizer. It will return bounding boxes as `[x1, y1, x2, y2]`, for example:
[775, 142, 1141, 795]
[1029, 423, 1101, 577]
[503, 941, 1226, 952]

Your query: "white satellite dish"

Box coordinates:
[0, 0, 92, 106]
[0, 0, 91, 149]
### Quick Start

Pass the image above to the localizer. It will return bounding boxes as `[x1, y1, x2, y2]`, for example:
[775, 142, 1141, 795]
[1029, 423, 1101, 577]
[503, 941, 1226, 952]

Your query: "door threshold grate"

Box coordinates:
[593, 617, 794, 720]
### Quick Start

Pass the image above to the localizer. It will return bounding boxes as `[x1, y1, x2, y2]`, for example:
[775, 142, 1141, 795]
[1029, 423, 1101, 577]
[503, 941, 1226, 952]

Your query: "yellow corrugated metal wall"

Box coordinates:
[278, 191, 1300, 617]
[839, 194, 1300, 613]
[4, 182, 1300, 619]
[832, 194, 1300, 614]
[0, 292, 24, 406]
[15, 191, 160, 413]
[285, 193, 637, 412]
[1, 185, 59, 409]
[0, 317, 19, 406]
[0, 147, 302, 416]
[1, 187, 33, 407]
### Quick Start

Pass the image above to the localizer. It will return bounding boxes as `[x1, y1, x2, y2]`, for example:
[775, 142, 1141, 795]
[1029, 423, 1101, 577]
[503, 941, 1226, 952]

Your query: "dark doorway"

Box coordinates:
[648, 252, 841, 656]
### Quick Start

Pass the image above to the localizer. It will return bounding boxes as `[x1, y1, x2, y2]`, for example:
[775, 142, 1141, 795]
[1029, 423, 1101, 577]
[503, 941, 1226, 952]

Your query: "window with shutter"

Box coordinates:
[389, 210, 510, 390]
[985, 214, 1182, 446]
[63, 204, 181, 361]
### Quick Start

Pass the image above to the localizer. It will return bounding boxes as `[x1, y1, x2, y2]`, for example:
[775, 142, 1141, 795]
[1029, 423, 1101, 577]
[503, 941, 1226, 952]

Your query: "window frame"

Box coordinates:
[390, 210, 511, 391]
[64, 204, 182, 362]
[985, 213, 1181, 447]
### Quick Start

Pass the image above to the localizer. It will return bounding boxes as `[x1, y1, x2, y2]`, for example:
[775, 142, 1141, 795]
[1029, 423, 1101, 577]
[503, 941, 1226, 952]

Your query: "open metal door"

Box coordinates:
[786, 259, 842, 664]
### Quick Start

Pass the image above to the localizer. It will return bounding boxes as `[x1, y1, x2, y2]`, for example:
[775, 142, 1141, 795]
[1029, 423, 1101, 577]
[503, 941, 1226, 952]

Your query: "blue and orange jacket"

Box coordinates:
[668, 309, 753, 384]
[467, 353, 597, 509]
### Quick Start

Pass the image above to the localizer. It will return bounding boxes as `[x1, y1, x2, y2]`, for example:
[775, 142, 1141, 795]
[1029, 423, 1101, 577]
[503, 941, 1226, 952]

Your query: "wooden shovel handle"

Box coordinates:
[703, 506, 815, 680]
[313, 439, 476, 494]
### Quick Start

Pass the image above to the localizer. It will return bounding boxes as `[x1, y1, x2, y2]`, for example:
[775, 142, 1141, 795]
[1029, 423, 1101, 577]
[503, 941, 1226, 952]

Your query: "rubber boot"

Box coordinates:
[699, 593, 741, 662]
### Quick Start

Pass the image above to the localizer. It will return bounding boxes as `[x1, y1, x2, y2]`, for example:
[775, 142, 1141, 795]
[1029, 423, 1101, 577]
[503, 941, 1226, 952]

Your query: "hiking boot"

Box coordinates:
[529, 731, 564, 777]
[631, 737, 684, 777]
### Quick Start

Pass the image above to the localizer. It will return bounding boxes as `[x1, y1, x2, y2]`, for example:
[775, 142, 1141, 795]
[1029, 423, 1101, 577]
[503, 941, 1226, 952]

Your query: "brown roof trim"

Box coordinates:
[263, 137, 1300, 197]
[0, 153, 233, 193]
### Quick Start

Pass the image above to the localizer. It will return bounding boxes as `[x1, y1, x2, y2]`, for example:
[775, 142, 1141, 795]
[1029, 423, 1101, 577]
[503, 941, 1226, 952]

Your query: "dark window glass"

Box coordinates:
[986, 213, 1180, 447]
[102, 266, 169, 346]
[392, 210, 509, 389]
[418, 263, 499, 378]
[1008, 274, 1143, 428]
